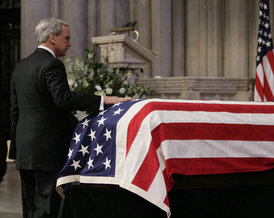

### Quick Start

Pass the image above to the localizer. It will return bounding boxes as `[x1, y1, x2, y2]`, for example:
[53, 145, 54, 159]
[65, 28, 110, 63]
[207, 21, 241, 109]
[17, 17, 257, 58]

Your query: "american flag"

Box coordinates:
[57, 99, 274, 217]
[254, 0, 274, 101]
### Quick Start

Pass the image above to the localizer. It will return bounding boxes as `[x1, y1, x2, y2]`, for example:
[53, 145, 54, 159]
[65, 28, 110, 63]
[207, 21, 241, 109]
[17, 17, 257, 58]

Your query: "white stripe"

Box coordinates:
[263, 52, 274, 96]
[118, 102, 274, 181]
[256, 63, 264, 87]
[255, 64, 264, 101]
[254, 88, 261, 102]
[147, 168, 167, 202]
[160, 140, 274, 159]
[115, 100, 151, 177]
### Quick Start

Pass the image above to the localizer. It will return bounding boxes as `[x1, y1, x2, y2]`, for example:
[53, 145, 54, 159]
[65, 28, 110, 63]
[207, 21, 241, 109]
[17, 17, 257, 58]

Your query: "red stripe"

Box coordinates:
[266, 50, 274, 76]
[263, 52, 272, 101]
[255, 69, 264, 101]
[165, 157, 274, 176]
[150, 123, 274, 141]
[264, 51, 274, 101]
[131, 139, 160, 191]
[126, 102, 274, 155]
[263, 75, 273, 101]
[131, 123, 274, 192]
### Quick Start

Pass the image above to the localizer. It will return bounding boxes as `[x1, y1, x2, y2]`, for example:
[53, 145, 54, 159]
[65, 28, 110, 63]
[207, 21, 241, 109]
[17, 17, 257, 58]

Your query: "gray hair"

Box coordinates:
[35, 17, 70, 44]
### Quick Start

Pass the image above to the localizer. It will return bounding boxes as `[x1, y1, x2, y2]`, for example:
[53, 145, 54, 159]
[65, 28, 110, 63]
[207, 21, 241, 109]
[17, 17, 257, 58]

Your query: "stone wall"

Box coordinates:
[20, 0, 274, 101]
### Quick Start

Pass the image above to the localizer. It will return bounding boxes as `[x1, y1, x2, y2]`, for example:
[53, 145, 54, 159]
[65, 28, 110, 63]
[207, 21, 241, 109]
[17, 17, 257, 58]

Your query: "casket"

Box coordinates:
[56, 99, 274, 217]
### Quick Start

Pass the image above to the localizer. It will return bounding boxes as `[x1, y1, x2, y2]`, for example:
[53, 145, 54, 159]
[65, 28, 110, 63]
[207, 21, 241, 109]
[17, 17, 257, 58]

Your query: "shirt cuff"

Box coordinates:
[99, 96, 104, 111]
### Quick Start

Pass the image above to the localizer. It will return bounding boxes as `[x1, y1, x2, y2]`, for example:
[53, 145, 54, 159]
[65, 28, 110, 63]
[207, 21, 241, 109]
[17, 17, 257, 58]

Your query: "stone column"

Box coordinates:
[207, 0, 224, 77]
[99, 0, 130, 36]
[172, 0, 185, 77]
[249, 0, 259, 79]
[51, 0, 61, 18]
[185, 0, 207, 77]
[21, 0, 51, 58]
[224, 0, 249, 78]
[62, 0, 88, 58]
[88, 0, 100, 50]
[130, 0, 152, 77]
[62, 0, 88, 59]
[114, 0, 130, 28]
[130, 0, 151, 48]
[99, 0, 115, 36]
[151, 0, 172, 77]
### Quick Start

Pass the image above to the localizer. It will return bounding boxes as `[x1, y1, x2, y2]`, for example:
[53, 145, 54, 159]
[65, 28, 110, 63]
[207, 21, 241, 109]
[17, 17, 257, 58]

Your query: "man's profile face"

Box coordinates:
[55, 25, 71, 58]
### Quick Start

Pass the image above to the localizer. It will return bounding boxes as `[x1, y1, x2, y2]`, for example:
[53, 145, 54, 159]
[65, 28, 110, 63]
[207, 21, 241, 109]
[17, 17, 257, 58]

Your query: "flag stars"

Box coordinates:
[104, 128, 112, 141]
[78, 144, 89, 156]
[88, 129, 96, 141]
[266, 41, 271, 47]
[94, 143, 103, 156]
[81, 119, 90, 129]
[73, 132, 81, 145]
[70, 160, 81, 170]
[103, 157, 111, 170]
[257, 47, 261, 53]
[112, 102, 121, 107]
[87, 158, 94, 169]
[68, 148, 73, 159]
[97, 116, 107, 127]
[98, 110, 107, 116]
[113, 107, 124, 116]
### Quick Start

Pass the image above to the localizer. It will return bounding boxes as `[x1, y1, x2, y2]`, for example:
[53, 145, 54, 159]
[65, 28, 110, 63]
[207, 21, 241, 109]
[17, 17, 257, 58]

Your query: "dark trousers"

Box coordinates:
[19, 170, 63, 218]
[0, 138, 7, 182]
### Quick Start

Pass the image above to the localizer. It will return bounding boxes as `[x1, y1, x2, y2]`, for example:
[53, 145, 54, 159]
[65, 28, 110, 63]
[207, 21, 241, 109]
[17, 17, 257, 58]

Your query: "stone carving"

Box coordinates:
[138, 77, 254, 101]
[92, 34, 158, 78]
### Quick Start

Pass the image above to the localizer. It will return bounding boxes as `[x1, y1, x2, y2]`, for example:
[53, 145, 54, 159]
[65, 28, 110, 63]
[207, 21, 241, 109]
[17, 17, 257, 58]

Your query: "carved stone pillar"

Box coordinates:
[207, 0, 224, 77]
[62, 0, 88, 59]
[130, 0, 152, 77]
[51, 0, 61, 18]
[130, 0, 151, 49]
[185, 0, 207, 77]
[88, 0, 100, 50]
[224, 0, 249, 78]
[172, 0, 185, 77]
[151, 0, 172, 77]
[99, 0, 130, 36]
[21, 0, 51, 58]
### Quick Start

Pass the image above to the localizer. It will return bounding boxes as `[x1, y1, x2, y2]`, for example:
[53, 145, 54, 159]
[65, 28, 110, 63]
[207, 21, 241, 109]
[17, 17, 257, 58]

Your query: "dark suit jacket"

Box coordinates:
[10, 48, 101, 171]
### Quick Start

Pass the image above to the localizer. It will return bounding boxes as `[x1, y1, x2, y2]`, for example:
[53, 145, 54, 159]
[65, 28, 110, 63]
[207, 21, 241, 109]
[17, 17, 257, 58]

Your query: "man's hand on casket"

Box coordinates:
[104, 96, 132, 105]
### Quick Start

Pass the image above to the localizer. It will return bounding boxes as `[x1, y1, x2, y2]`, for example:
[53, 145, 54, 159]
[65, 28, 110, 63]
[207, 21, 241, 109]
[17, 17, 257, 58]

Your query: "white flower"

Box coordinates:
[75, 58, 84, 71]
[123, 80, 128, 85]
[65, 59, 73, 72]
[83, 80, 88, 88]
[87, 52, 93, 59]
[88, 69, 94, 80]
[105, 87, 113, 95]
[119, 87, 126, 94]
[95, 85, 102, 91]
[68, 78, 74, 88]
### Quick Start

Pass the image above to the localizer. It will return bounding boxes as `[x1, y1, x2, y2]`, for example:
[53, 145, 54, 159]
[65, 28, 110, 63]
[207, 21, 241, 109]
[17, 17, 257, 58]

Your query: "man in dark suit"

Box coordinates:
[9, 17, 131, 218]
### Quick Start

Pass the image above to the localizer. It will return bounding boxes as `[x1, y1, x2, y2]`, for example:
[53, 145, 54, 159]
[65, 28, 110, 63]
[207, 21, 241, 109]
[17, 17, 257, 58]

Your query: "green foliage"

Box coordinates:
[65, 49, 155, 99]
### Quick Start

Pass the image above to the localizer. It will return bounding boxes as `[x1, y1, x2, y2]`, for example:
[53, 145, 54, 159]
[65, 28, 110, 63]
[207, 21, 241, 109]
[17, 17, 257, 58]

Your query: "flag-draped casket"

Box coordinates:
[56, 99, 274, 217]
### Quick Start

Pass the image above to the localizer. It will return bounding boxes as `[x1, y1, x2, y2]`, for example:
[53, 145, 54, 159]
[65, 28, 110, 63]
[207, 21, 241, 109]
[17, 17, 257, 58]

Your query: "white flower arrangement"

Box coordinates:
[65, 49, 155, 101]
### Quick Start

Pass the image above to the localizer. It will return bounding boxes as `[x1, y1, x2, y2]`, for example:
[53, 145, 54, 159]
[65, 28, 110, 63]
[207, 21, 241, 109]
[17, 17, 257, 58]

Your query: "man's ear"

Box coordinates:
[48, 33, 56, 45]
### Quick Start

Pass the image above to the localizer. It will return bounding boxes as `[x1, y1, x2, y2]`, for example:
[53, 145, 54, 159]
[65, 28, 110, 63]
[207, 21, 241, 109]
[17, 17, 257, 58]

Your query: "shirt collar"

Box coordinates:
[38, 45, 56, 58]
